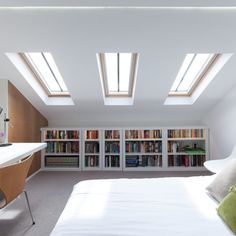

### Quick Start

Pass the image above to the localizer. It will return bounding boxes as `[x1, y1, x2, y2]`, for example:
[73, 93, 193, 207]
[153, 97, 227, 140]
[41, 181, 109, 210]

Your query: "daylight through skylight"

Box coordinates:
[98, 53, 138, 97]
[21, 52, 69, 96]
[170, 53, 220, 96]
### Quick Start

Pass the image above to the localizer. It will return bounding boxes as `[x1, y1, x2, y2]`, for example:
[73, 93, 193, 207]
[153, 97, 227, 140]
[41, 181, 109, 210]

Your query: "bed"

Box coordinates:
[50, 175, 233, 236]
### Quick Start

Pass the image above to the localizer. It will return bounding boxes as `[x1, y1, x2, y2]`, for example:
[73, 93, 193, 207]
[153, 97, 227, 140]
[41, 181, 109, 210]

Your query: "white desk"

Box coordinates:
[0, 143, 47, 167]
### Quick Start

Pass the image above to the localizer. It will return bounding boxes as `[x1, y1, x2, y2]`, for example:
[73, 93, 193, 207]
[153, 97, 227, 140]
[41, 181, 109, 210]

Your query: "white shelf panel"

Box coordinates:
[125, 138, 162, 141]
[123, 167, 163, 171]
[125, 152, 162, 155]
[166, 167, 206, 171]
[103, 167, 122, 170]
[45, 139, 79, 141]
[85, 139, 99, 141]
[83, 167, 101, 171]
[167, 138, 205, 141]
[105, 139, 120, 141]
[105, 153, 120, 155]
[43, 167, 81, 171]
[168, 152, 206, 155]
[85, 153, 100, 155]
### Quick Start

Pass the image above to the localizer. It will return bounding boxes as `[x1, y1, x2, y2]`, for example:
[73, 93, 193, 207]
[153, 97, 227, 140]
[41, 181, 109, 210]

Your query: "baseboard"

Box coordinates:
[26, 168, 42, 181]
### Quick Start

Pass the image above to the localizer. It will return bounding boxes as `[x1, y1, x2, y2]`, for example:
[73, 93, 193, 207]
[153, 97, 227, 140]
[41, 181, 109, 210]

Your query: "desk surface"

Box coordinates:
[0, 142, 47, 167]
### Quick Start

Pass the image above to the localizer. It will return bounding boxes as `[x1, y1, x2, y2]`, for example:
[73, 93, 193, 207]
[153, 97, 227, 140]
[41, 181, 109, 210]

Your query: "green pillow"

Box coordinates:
[217, 185, 236, 234]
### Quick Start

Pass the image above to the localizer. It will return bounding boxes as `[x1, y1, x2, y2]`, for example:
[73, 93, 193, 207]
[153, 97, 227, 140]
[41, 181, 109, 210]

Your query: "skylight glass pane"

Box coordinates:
[170, 54, 195, 92]
[43, 53, 68, 92]
[177, 54, 214, 92]
[170, 53, 216, 95]
[119, 53, 131, 92]
[105, 53, 118, 92]
[24, 52, 68, 94]
[27, 53, 61, 92]
[98, 52, 138, 98]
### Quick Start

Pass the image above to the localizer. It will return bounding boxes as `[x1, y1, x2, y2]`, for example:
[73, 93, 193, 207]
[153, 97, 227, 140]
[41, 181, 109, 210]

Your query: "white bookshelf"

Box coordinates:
[83, 129, 101, 170]
[103, 129, 122, 170]
[166, 128, 208, 171]
[41, 128, 81, 170]
[41, 127, 209, 171]
[123, 129, 163, 171]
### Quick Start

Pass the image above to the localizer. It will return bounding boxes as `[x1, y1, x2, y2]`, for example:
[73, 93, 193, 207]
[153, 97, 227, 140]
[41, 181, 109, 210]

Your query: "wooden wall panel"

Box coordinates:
[8, 82, 48, 176]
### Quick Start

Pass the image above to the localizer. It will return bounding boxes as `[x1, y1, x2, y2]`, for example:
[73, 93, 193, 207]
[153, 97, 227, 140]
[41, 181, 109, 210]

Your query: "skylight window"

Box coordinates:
[97, 53, 138, 97]
[169, 53, 221, 96]
[20, 52, 69, 96]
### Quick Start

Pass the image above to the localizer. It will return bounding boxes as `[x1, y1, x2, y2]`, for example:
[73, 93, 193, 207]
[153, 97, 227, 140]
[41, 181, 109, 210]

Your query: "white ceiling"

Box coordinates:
[0, 1, 236, 127]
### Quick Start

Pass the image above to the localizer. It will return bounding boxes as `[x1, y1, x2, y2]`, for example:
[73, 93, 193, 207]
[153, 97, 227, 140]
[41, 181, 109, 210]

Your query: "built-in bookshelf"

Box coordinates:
[42, 129, 80, 169]
[83, 129, 101, 170]
[103, 129, 121, 170]
[124, 129, 162, 170]
[167, 128, 207, 170]
[41, 127, 208, 171]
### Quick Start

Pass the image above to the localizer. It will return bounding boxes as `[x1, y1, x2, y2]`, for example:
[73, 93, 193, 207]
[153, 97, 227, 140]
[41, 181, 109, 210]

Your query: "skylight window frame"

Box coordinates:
[98, 52, 138, 97]
[19, 52, 70, 97]
[169, 53, 221, 97]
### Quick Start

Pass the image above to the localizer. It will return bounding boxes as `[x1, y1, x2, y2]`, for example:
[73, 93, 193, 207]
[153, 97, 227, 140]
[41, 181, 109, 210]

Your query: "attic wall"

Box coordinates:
[8, 81, 48, 176]
[203, 84, 236, 160]
[48, 112, 204, 128]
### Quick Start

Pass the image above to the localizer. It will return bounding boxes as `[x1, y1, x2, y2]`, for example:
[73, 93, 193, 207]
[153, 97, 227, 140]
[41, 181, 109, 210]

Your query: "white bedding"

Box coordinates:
[50, 176, 233, 236]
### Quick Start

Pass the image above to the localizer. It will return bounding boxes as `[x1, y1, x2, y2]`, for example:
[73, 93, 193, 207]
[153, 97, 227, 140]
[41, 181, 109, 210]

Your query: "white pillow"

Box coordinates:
[204, 158, 229, 173]
[206, 159, 236, 202]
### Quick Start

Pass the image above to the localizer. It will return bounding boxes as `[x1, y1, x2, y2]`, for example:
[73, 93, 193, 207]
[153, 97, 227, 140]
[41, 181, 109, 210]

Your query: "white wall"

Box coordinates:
[203, 84, 236, 160]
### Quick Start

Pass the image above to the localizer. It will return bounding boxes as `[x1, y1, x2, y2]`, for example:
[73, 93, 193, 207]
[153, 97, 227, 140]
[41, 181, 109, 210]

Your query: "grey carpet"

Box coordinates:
[0, 170, 211, 236]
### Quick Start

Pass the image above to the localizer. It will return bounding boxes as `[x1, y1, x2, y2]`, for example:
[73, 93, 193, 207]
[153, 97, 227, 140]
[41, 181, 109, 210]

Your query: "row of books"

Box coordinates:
[86, 130, 99, 139]
[85, 155, 99, 167]
[105, 141, 120, 153]
[125, 130, 162, 139]
[45, 156, 79, 167]
[168, 129, 204, 139]
[44, 129, 205, 140]
[125, 141, 162, 153]
[104, 155, 120, 167]
[105, 130, 120, 139]
[167, 141, 205, 153]
[85, 142, 99, 153]
[45, 130, 79, 140]
[168, 155, 205, 167]
[126, 155, 162, 167]
[46, 141, 79, 153]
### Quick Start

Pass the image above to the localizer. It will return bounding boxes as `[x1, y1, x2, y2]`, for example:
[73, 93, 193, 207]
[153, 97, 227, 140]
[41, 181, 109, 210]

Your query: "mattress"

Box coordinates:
[50, 175, 233, 236]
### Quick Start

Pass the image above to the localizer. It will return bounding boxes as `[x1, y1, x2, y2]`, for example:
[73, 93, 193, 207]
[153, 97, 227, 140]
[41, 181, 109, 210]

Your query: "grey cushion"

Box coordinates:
[206, 159, 236, 202]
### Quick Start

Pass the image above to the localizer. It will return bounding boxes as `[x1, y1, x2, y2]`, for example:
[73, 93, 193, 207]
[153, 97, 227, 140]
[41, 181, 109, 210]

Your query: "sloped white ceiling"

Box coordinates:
[0, 1, 236, 127]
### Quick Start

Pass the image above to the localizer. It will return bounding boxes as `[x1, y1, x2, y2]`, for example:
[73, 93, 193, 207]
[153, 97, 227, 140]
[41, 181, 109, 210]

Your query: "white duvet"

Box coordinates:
[50, 176, 233, 236]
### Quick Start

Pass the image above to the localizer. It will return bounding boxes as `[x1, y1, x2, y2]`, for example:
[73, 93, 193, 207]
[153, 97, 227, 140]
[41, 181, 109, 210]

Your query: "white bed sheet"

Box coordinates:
[50, 176, 233, 236]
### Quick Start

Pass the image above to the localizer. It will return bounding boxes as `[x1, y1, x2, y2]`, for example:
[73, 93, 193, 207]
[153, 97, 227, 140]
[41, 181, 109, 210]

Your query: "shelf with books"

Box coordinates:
[103, 129, 122, 170]
[83, 129, 101, 170]
[167, 129, 205, 139]
[124, 129, 162, 170]
[45, 155, 79, 168]
[41, 127, 208, 171]
[41, 128, 81, 169]
[168, 155, 205, 168]
[44, 129, 79, 140]
[167, 128, 207, 169]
